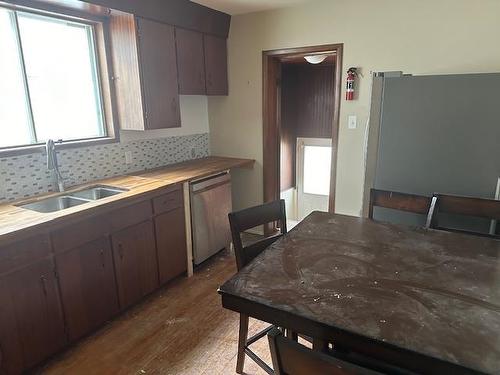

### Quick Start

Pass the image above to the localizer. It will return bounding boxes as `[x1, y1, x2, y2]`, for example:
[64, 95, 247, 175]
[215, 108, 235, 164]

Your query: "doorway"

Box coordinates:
[263, 44, 342, 230]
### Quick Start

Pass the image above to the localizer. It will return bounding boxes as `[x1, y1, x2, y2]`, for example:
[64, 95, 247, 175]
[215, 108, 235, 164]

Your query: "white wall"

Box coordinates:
[207, 0, 500, 215]
[121, 95, 210, 141]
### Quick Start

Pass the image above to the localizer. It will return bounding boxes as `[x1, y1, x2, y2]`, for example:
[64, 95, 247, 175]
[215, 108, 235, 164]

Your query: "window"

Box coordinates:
[0, 6, 107, 149]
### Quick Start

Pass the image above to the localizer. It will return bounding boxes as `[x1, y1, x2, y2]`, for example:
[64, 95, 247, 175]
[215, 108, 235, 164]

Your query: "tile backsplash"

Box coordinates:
[0, 133, 209, 203]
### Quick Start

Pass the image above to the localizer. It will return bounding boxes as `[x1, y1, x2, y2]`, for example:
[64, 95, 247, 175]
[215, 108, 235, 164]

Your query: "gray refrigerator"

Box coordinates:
[364, 72, 500, 227]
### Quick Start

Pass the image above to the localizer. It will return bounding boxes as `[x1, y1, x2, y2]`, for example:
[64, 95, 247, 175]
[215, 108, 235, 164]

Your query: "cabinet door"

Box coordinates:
[0, 259, 66, 374]
[204, 34, 228, 95]
[112, 220, 159, 309]
[137, 17, 180, 129]
[56, 237, 119, 342]
[155, 207, 187, 285]
[175, 28, 206, 95]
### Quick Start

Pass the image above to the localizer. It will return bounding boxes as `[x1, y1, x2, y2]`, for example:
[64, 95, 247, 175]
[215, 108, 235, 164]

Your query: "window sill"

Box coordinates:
[0, 136, 119, 158]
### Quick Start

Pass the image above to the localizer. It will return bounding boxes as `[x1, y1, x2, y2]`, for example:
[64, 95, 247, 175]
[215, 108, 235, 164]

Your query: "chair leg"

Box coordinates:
[285, 329, 298, 342]
[236, 314, 249, 374]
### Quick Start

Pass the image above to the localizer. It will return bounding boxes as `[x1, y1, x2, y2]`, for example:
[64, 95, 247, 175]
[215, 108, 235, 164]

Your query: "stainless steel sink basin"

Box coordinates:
[17, 196, 90, 213]
[16, 185, 128, 213]
[69, 185, 128, 200]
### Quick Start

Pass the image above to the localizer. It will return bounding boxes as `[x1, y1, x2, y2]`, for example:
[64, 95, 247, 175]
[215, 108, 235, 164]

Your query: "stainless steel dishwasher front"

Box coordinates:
[190, 172, 232, 265]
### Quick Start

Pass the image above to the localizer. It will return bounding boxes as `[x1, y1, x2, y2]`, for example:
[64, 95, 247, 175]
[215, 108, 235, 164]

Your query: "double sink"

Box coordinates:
[17, 186, 128, 213]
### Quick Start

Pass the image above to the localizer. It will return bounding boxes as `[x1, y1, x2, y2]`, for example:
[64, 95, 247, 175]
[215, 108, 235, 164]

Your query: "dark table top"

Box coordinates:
[219, 212, 500, 374]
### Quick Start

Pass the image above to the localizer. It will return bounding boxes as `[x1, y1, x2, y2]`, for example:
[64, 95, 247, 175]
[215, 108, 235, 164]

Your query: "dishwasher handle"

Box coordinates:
[190, 172, 230, 193]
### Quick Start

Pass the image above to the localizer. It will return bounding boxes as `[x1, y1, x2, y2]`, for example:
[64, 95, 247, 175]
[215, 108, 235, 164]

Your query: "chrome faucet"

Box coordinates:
[46, 139, 65, 192]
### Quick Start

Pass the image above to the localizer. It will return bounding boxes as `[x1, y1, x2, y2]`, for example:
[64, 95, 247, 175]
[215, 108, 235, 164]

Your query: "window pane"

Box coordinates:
[303, 145, 331, 196]
[17, 12, 105, 142]
[0, 9, 34, 148]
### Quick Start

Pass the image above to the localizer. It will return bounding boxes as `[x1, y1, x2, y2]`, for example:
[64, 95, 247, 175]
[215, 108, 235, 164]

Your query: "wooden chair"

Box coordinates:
[268, 327, 382, 375]
[426, 193, 500, 238]
[228, 199, 287, 374]
[368, 189, 431, 219]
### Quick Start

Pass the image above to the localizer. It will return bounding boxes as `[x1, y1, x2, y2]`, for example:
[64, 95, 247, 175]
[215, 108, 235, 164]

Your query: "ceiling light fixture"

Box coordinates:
[304, 55, 328, 64]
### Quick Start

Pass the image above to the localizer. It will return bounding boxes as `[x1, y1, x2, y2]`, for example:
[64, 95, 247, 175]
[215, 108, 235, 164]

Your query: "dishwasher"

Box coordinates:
[190, 172, 232, 265]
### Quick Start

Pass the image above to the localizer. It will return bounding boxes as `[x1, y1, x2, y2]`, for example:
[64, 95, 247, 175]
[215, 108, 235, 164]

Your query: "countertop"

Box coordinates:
[0, 156, 254, 246]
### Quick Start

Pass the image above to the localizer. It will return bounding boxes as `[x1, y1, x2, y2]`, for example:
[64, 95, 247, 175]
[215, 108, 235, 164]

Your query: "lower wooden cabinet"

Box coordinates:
[155, 206, 187, 284]
[0, 258, 66, 374]
[55, 237, 119, 342]
[112, 220, 159, 309]
[0, 186, 189, 373]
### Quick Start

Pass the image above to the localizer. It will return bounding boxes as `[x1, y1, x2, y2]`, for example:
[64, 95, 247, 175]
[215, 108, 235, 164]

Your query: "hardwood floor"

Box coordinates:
[40, 248, 271, 375]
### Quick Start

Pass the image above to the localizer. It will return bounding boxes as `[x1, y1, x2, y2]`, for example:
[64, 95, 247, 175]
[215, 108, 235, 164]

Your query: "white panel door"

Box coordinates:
[296, 137, 332, 221]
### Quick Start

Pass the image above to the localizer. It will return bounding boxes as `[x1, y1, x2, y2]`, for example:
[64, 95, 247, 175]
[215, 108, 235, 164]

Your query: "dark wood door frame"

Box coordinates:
[262, 44, 343, 216]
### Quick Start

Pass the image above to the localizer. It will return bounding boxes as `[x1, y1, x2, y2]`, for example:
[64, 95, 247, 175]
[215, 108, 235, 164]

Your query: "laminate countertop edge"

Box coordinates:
[0, 156, 254, 247]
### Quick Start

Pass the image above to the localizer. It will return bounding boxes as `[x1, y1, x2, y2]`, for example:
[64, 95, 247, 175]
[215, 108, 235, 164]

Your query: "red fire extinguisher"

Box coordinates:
[346, 67, 358, 101]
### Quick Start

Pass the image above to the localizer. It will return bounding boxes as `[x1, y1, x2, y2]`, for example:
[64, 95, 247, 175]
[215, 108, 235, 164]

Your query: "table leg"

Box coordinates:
[313, 338, 329, 352]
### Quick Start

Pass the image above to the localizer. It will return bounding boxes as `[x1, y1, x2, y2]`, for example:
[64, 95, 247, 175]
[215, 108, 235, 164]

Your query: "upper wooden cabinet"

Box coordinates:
[175, 28, 206, 95]
[110, 12, 180, 130]
[204, 34, 228, 96]
[175, 27, 228, 96]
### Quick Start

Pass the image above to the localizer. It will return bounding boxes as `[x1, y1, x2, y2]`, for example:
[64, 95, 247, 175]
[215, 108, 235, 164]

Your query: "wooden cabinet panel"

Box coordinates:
[0, 234, 50, 275]
[52, 214, 109, 254]
[109, 11, 146, 131]
[137, 17, 180, 129]
[204, 34, 228, 96]
[152, 187, 183, 215]
[112, 220, 159, 309]
[175, 28, 206, 95]
[109, 200, 153, 232]
[0, 259, 66, 374]
[56, 237, 119, 342]
[110, 12, 181, 130]
[155, 207, 187, 284]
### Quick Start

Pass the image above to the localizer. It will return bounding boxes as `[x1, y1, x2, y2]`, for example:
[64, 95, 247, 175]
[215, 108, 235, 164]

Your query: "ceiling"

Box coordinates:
[191, 0, 314, 15]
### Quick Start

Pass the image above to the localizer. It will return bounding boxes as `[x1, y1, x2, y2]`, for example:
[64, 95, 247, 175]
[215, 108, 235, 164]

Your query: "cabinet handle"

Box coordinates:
[118, 244, 124, 260]
[100, 249, 105, 268]
[40, 275, 48, 296]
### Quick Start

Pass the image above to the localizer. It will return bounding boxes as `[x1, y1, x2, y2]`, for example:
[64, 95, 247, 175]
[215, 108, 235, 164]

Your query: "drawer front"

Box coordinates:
[52, 214, 110, 254]
[109, 200, 153, 232]
[0, 234, 51, 275]
[153, 188, 183, 215]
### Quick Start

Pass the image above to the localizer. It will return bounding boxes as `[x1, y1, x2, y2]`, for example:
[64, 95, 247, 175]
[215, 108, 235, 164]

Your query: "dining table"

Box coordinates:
[218, 211, 500, 374]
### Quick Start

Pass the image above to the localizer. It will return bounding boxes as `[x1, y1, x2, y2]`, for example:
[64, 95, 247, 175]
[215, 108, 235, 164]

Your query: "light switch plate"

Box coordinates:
[125, 151, 132, 164]
[348, 115, 357, 129]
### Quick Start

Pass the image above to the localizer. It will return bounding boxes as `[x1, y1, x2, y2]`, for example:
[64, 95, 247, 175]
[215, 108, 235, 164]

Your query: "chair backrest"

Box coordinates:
[268, 328, 381, 375]
[368, 189, 431, 219]
[228, 200, 287, 271]
[426, 193, 500, 237]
